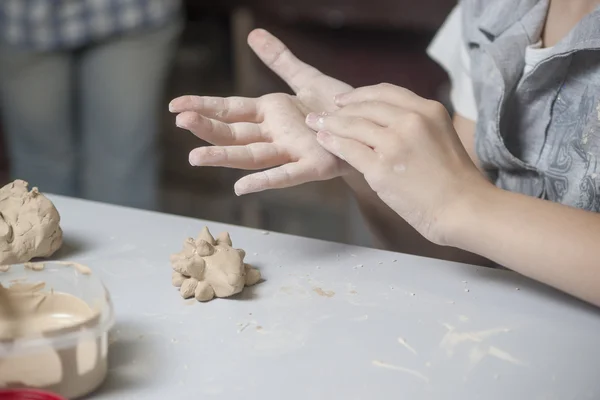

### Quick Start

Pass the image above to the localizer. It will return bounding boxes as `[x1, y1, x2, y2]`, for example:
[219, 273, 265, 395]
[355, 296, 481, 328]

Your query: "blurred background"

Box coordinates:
[0, 0, 456, 247]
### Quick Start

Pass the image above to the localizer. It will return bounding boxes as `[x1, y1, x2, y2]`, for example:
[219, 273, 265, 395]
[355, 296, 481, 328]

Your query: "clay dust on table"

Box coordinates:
[313, 288, 335, 298]
[170, 227, 261, 302]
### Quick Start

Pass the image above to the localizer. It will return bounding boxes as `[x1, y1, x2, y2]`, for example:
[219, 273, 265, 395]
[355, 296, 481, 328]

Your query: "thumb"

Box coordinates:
[247, 29, 321, 94]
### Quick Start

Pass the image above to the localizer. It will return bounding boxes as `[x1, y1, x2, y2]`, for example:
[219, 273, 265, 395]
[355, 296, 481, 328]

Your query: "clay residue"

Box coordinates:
[8, 281, 46, 293]
[313, 287, 335, 298]
[170, 227, 261, 302]
[24, 262, 45, 271]
[397, 337, 418, 355]
[0, 180, 63, 265]
[51, 261, 92, 275]
[469, 345, 524, 368]
[439, 323, 511, 357]
[371, 360, 429, 382]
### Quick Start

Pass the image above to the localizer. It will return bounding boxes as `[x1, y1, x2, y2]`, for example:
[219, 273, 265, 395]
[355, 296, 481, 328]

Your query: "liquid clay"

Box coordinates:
[170, 227, 261, 301]
[0, 278, 107, 399]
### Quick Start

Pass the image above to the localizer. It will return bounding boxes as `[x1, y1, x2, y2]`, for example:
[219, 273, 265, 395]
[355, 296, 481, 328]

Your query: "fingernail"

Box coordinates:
[234, 183, 248, 196]
[334, 94, 347, 105]
[306, 112, 328, 129]
[188, 151, 199, 166]
[316, 130, 331, 142]
[176, 113, 187, 128]
[306, 113, 318, 124]
[168, 102, 176, 112]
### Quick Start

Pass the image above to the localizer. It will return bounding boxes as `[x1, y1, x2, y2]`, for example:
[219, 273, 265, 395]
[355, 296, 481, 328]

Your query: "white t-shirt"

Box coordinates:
[426, 5, 555, 122]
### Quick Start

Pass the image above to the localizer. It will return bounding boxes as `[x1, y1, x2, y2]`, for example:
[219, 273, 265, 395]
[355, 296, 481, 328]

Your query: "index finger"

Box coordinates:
[247, 29, 322, 94]
[169, 95, 260, 123]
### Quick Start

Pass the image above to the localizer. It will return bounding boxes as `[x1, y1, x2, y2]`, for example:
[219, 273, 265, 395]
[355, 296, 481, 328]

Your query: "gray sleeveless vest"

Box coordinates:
[461, 0, 600, 211]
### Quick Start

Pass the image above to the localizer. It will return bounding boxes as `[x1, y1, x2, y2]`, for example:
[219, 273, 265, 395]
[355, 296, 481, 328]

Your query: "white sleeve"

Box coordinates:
[426, 5, 478, 122]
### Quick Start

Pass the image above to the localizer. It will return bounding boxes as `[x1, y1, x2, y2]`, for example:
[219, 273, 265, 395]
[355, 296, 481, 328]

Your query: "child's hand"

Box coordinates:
[169, 93, 347, 195]
[306, 83, 490, 244]
[169, 29, 354, 195]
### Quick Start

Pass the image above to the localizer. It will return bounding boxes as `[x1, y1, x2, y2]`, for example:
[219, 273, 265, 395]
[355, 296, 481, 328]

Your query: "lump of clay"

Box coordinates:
[170, 227, 261, 302]
[0, 180, 63, 265]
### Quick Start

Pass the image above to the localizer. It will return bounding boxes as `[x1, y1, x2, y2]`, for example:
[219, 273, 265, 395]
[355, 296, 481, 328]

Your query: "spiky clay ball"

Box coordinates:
[170, 227, 261, 302]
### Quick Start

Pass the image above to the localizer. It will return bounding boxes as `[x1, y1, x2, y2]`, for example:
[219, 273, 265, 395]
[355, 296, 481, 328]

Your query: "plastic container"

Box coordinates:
[0, 262, 115, 399]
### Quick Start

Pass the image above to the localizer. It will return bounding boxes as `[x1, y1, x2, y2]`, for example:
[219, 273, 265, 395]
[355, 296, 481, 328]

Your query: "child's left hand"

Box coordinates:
[305, 83, 491, 245]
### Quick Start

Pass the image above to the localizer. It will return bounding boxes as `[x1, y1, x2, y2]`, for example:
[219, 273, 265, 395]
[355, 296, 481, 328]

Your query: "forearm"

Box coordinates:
[343, 172, 492, 266]
[449, 184, 600, 307]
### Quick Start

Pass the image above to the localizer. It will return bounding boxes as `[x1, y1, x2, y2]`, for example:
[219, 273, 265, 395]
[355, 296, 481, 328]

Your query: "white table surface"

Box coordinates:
[48, 196, 600, 400]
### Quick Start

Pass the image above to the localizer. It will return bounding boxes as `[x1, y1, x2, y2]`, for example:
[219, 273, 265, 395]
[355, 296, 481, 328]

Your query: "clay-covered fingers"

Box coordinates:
[305, 111, 387, 149]
[335, 83, 429, 111]
[315, 132, 377, 174]
[176, 112, 266, 146]
[189, 143, 290, 170]
[234, 160, 330, 195]
[169, 95, 260, 123]
[247, 29, 322, 94]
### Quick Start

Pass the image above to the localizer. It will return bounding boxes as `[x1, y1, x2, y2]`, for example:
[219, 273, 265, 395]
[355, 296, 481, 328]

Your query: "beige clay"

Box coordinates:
[170, 227, 261, 302]
[0, 180, 63, 265]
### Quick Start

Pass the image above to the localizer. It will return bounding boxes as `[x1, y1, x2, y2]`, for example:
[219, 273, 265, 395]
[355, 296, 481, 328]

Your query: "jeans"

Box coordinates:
[0, 20, 182, 210]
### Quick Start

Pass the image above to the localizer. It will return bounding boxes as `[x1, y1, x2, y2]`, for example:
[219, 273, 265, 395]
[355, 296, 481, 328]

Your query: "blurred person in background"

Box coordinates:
[0, 0, 183, 210]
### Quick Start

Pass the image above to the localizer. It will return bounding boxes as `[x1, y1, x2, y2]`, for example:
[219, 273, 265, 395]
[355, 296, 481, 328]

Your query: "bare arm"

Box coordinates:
[448, 184, 600, 307]
[344, 112, 491, 266]
[453, 113, 481, 170]
[171, 30, 489, 266]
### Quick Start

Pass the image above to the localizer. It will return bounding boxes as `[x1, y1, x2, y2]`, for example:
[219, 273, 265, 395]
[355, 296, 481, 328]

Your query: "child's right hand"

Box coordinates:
[169, 29, 354, 195]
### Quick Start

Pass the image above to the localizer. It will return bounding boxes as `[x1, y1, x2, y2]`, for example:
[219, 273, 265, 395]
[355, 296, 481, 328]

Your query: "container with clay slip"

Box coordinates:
[0, 262, 115, 399]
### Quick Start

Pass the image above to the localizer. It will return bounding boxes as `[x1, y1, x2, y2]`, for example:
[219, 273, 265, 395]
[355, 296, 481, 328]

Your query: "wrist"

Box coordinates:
[341, 168, 373, 195]
[436, 177, 500, 248]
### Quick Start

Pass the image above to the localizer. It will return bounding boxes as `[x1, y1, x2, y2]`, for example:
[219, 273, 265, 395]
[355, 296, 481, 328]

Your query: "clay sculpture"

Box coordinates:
[170, 227, 261, 301]
[0, 180, 63, 265]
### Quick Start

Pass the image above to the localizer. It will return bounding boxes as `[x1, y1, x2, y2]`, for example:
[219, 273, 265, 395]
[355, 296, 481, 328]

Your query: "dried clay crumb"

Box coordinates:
[313, 287, 335, 298]
[24, 262, 45, 271]
[170, 227, 261, 302]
